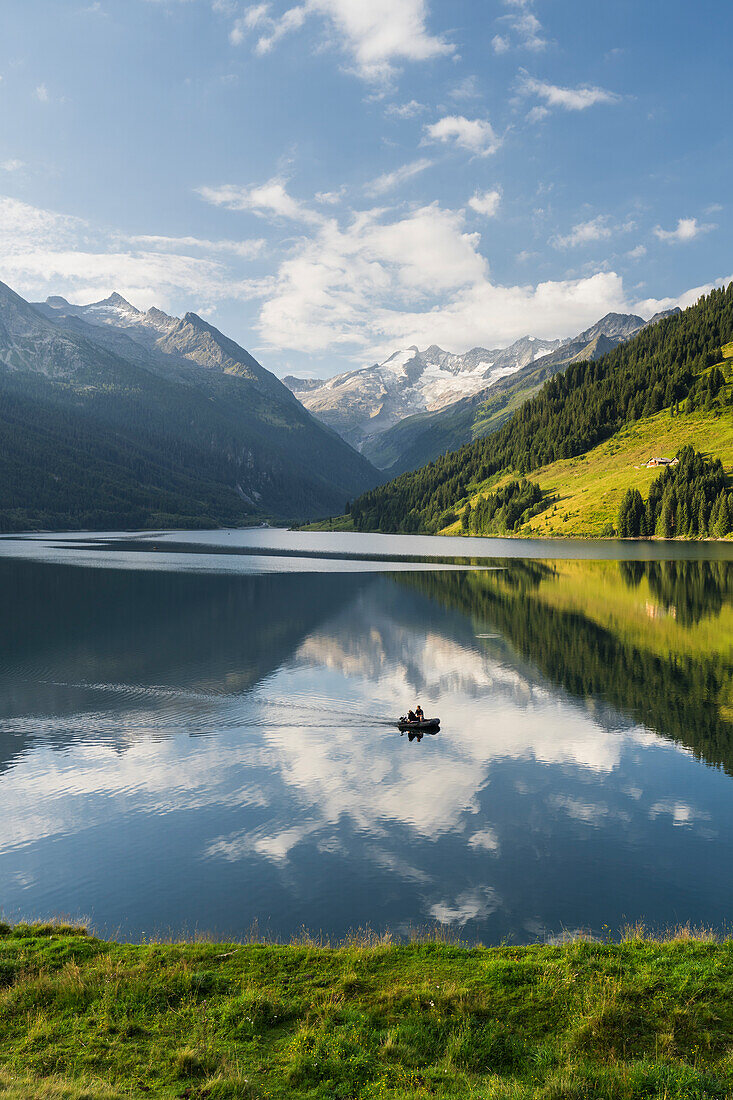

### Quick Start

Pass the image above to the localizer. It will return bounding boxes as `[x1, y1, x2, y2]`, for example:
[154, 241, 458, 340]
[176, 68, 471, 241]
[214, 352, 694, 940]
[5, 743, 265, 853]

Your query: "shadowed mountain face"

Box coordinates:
[0, 279, 378, 531]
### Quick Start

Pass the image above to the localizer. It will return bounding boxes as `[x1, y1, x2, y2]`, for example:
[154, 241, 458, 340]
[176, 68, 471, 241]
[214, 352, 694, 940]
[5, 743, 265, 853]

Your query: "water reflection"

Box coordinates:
[0, 549, 731, 943]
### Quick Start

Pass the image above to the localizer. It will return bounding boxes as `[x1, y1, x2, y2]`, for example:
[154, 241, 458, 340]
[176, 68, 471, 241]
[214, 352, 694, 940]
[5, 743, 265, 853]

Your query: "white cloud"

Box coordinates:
[0, 196, 82, 253]
[468, 189, 501, 218]
[365, 157, 432, 196]
[196, 176, 323, 224]
[126, 233, 267, 258]
[35, 83, 50, 103]
[424, 115, 501, 157]
[1, 159, 24, 172]
[521, 72, 620, 111]
[627, 244, 646, 259]
[492, 34, 510, 54]
[526, 104, 549, 123]
[0, 195, 263, 310]
[552, 216, 613, 249]
[634, 275, 732, 318]
[245, 195, 631, 358]
[229, 0, 454, 83]
[499, 9, 547, 51]
[653, 217, 715, 244]
[385, 98, 426, 119]
[315, 188, 346, 204]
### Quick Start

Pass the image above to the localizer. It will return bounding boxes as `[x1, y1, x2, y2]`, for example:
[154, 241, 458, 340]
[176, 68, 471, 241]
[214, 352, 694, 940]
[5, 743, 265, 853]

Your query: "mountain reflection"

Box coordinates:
[401, 560, 733, 775]
[0, 553, 732, 942]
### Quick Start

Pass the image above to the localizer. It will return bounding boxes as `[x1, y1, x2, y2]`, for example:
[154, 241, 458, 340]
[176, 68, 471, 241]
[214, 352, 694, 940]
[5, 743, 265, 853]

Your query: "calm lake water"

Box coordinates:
[1, 529, 733, 943]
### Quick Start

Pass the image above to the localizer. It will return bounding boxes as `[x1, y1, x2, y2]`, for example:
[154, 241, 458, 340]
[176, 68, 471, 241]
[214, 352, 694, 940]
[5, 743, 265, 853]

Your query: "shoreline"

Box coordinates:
[2, 922, 733, 1098]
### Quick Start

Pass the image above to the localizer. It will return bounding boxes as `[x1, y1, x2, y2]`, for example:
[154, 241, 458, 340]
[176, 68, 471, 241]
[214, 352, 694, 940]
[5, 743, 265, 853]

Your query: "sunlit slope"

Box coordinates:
[442, 402, 733, 537]
[351, 289, 733, 536]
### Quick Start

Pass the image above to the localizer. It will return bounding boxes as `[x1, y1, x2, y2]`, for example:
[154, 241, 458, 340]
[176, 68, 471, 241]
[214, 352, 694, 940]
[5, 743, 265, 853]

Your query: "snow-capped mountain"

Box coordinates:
[284, 335, 562, 450]
[283, 310, 676, 455]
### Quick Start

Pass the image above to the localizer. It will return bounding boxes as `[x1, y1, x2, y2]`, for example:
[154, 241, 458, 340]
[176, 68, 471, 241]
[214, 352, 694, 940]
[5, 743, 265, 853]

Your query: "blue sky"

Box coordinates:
[0, 0, 730, 377]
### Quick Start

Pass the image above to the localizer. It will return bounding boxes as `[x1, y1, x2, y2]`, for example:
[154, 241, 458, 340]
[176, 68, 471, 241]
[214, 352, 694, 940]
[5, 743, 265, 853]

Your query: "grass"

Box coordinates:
[442, 404, 733, 539]
[3, 923, 733, 1098]
[298, 513, 355, 532]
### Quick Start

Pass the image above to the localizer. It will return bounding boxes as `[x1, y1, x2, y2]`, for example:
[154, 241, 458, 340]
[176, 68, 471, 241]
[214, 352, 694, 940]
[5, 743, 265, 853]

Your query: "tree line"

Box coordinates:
[460, 479, 545, 536]
[618, 446, 731, 538]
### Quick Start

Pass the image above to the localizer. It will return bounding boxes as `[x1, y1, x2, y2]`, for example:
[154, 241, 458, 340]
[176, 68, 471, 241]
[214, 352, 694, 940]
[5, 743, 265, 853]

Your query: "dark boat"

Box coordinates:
[397, 717, 440, 732]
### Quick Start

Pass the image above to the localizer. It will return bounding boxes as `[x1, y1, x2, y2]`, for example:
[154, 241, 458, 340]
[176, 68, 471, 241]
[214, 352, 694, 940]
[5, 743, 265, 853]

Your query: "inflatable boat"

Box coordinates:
[397, 717, 441, 732]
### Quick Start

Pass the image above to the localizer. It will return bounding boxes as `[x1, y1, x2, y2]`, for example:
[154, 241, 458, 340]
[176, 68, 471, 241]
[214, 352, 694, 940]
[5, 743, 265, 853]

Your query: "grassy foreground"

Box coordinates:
[3, 926, 733, 1098]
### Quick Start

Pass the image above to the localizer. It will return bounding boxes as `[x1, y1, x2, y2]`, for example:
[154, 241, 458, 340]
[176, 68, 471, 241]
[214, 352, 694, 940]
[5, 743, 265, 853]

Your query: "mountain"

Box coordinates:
[283, 335, 562, 450]
[362, 313, 653, 476]
[348, 287, 733, 537]
[0, 280, 378, 531]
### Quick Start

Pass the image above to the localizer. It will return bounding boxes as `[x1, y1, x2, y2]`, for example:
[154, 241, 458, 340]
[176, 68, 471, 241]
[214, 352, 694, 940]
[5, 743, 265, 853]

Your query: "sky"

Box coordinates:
[0, 0, 730, 378]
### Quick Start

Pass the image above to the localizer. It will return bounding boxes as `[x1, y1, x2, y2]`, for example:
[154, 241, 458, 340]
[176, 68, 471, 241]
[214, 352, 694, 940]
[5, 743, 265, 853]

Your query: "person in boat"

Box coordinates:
[407, 708, 417, 722]
[415, 705, 424, 721]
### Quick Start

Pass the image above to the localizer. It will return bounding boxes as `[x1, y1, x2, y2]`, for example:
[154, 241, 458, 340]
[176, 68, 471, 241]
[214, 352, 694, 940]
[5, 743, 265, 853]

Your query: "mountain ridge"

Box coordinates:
[347, 288, 732, 537]
[284, 333, 563, 450]
[362, 311, 667, 475]
[0, 279, 379, 531]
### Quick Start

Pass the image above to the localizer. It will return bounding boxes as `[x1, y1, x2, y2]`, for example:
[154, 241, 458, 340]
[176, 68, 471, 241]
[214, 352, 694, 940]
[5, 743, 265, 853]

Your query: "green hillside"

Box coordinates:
[350, 287, 733, 538]
[441, 404, 733, 538]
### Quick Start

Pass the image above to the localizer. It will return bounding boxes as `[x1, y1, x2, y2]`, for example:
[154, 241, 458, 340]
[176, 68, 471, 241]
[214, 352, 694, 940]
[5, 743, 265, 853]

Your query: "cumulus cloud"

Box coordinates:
[365, 157, 433, 196]
[237, 194, 632, 358]
[35, 83, 50, 103]
[1, 159, 24, 173]
[385, 99, 426, 119]
[653, 217, 715, 243]
[520, 71, 620, 112]
[634, 275, 732, 318]
[424, 115, 501, 157]
[196, 176, 323, 224]
[229, 0, 454, 83]
[468, 189, 502, 217]
[552, 216, 613, 249]
[496, 1, 548, 52]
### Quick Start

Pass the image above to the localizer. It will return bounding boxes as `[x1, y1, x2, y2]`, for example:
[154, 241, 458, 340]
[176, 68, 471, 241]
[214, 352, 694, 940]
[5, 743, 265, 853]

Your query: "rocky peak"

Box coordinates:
[96, 292, 139, 313]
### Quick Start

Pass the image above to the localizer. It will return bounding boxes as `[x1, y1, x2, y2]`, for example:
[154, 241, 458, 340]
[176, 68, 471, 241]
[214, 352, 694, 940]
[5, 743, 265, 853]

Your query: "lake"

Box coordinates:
[1, 528, 733, 943]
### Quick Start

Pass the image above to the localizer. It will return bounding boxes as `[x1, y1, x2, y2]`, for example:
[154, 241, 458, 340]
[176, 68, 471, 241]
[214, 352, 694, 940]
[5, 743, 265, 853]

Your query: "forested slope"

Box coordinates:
[350, 286, 733, 535]
[0, 279, 378, 531]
